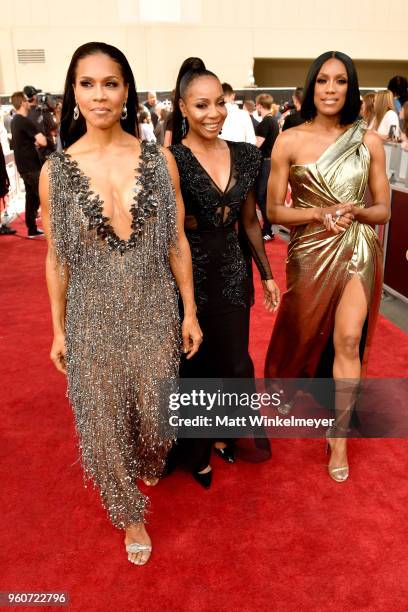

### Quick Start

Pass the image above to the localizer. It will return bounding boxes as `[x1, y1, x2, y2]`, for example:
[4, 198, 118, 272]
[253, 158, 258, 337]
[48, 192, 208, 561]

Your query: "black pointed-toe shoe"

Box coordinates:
[193, 468, 213, 489]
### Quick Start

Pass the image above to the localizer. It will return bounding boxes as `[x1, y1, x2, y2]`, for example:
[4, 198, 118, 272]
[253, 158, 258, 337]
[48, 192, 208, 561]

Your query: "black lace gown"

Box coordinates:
[169, 141, 273, 471]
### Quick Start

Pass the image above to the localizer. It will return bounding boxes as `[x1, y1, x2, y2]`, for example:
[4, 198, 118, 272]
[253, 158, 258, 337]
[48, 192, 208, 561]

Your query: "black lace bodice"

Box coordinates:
[170, 141, 272, 315]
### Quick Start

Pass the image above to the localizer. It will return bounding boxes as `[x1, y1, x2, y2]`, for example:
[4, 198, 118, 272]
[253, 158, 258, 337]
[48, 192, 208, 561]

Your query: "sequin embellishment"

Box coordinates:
[47, 142, 180, 528]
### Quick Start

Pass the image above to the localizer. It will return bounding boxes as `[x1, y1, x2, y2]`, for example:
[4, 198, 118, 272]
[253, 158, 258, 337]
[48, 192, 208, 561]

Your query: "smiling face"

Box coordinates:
[73, 52, 128, 129]
[313, 58, 348, 118]
[179, 75, 227, 141]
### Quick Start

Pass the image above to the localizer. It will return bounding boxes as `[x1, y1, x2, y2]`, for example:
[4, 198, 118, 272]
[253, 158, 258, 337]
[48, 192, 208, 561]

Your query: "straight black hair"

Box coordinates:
[60, 42, 139, 149]
[301, 51, 361, 125]
[171, 57, 218, 145]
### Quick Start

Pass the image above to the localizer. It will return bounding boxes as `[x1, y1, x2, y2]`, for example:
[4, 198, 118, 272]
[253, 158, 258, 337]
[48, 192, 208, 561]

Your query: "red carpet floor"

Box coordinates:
[1, 218, 408, 612]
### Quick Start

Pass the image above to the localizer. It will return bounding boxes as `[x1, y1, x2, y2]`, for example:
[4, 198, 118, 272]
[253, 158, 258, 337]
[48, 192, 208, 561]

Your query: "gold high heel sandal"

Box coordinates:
[326, 426, 349, 482]
[326, 441, 349, 482]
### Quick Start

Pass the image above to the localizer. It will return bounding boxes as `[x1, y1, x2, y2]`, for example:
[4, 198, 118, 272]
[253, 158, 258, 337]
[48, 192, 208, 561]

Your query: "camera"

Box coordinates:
[23, 85, 56, 112]
[36, 93, 57, 112]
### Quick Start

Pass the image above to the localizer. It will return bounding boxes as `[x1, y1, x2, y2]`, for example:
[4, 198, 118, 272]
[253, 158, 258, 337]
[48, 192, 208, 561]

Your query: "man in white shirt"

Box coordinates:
[220, 83, 256, 144]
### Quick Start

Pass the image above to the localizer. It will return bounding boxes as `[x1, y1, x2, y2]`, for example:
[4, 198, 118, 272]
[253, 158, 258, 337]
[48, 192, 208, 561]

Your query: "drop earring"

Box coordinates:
[121, 102, 128, 120]
[182, 116, 188, 138]
[73, 104, 79, 120]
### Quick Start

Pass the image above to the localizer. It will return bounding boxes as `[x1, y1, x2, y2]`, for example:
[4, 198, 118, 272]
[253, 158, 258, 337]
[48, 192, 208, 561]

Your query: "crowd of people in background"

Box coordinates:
[360, 77, 408, 146]
[0, 73, 408, 238]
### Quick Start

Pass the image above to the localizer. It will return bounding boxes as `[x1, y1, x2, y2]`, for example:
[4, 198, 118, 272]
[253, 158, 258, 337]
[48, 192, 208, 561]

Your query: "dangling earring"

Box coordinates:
[121, 102, 128, 120]
[73, 104, 79, 120]
[182, 116, 188, 138]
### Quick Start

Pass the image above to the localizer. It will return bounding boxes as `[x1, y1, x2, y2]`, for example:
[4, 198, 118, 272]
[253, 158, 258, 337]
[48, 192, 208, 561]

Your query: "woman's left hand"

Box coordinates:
[262, 279, 281, 312]
[181, 314, 203, 359]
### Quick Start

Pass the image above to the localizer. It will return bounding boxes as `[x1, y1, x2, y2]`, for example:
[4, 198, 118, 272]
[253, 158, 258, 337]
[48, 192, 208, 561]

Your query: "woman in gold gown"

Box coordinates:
[265, 51, 390, 481]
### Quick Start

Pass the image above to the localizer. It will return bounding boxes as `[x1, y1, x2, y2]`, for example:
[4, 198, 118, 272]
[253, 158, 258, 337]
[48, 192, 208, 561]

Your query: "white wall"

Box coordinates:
[1, 0, 408, 93]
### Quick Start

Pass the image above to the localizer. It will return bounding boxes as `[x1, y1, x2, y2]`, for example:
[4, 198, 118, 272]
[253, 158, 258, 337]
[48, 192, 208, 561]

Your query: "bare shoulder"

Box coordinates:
[363, 129, 384, 156]
[160, 145, 177, 168]
[273, 125, 307, 160]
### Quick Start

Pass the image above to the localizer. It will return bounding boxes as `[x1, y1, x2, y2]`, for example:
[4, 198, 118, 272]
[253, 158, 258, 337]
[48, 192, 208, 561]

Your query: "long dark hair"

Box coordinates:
[301, 51, 361, 125]
[60, 42, 139, 149]
[171, 57, 218, 145]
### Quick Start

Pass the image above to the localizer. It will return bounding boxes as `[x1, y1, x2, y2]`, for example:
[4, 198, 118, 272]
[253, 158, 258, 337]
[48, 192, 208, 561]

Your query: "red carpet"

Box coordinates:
[1, 219, 408, 611]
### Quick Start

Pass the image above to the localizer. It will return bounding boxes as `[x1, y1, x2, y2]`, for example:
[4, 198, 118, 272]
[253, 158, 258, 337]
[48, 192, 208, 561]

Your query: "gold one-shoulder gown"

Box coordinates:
[265, 120, 383, 378]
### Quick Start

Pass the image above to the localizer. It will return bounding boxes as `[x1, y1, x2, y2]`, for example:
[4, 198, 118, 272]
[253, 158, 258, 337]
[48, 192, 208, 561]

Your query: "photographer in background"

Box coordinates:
[282, 87, 304, 131]
[23, 85, 56, 162]
[10, 92, 46, 237]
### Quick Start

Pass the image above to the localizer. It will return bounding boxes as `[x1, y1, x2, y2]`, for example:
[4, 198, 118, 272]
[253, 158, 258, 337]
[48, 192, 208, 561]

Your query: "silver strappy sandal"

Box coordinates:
[126, 541, 152, 565]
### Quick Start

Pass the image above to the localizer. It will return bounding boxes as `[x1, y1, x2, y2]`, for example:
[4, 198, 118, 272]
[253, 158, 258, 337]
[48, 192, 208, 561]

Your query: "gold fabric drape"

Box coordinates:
[265, 120, 383, 378]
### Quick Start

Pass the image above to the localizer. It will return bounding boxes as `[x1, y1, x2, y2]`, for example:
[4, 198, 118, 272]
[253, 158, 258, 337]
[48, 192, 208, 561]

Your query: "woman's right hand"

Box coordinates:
[181, 315, 203, 360]
[318, 203, 355, 234]
[50, 333, 67, 374]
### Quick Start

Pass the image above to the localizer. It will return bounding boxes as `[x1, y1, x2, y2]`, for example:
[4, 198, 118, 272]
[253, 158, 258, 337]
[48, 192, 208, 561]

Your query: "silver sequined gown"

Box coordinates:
[48, 142, 180, 528]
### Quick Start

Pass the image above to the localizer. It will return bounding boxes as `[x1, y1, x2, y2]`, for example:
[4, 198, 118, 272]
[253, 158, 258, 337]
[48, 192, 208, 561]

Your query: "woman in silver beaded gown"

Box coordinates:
[39, 42, 202, 566]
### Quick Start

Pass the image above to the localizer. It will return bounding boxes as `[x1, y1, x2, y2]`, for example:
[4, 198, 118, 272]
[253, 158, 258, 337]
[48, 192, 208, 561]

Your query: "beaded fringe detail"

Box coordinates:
[48, 142, 180, 528]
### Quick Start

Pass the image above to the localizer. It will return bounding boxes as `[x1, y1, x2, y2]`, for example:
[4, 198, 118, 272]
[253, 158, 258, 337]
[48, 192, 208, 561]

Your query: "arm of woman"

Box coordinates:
[240, 188, 280, 311]
[351, 131, 391, 225]
[39, 162, 69, 374]
[266, 132, 324, 226]
[161, 147, 202, 359]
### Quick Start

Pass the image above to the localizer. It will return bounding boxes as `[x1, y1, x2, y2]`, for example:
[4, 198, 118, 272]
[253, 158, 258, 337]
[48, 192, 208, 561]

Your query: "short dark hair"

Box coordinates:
[222, 82, 234, 96]
[60, 42, 139, 149]
[387, 75, 408, 105]
[300, 51, 361, 125]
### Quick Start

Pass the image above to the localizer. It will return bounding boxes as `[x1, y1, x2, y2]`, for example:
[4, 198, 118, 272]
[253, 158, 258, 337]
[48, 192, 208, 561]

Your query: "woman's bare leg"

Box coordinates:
[331, 275, 368, 473]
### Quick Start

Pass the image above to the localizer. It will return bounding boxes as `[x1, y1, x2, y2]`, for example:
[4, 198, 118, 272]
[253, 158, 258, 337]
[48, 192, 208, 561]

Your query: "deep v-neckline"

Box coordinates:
[183, 141, 234, 194]
[61, 141, 158, 253]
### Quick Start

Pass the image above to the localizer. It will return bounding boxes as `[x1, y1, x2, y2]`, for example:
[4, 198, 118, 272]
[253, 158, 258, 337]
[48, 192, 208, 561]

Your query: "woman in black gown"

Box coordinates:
[168, 58, 280, 487]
